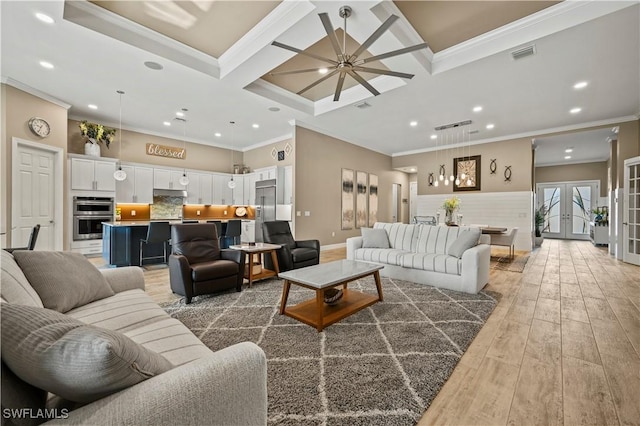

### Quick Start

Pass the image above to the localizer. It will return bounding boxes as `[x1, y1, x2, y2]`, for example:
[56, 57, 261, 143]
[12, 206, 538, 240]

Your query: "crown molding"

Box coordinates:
[241, 133, 293, 152]
[2, 77, 71, 109]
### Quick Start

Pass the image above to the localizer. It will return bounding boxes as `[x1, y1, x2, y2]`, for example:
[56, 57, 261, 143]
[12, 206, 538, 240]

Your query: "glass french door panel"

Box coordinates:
[543, 187, 561, 233]
[572, 186, 591, 235]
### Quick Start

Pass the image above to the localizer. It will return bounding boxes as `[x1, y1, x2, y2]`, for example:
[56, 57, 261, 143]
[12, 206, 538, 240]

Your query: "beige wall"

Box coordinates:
[2, 84, 69, 247]
[535, 161, 608, 197]
[392, 137, 533, 195]
[68, 119, 239, 173]
[616, 120, 640, 188]
[243, 138, 294, 170]
[293, 126, 408, 245]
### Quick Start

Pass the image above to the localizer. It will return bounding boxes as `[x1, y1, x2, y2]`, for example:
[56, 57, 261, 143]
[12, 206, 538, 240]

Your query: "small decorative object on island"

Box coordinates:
[442, 196, 460, 226]
[79, 120, 116, 157]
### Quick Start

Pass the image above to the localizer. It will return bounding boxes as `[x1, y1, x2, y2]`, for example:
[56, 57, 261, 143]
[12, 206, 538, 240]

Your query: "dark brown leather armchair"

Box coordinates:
[169, 224, 245, 304]
[262, 221, 320, 272]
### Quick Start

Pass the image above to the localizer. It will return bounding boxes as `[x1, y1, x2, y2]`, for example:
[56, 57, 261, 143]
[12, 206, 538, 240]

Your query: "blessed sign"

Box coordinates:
[146, 143, 186, 159]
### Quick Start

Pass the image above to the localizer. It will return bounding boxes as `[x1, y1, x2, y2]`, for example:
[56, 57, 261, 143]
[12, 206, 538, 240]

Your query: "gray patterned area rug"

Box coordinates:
[163, 276, 498, 425]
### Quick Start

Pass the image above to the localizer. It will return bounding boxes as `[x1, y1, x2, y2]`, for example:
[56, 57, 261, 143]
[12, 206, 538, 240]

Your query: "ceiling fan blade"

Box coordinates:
[347, 70, 380, 97]
[319, 13, 344, 61]
[350, 14, 399, 61]
[353, 66, 414, 79]
[297, 68, 340, 95]
[357, 43, 428, 65]
[271, 41, 338, 65]
[334, 72, 346, 102]
[270, 67, 335, 76]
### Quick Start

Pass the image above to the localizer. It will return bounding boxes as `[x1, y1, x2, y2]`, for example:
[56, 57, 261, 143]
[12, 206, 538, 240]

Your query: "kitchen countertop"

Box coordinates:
[103, 219, 254, 227]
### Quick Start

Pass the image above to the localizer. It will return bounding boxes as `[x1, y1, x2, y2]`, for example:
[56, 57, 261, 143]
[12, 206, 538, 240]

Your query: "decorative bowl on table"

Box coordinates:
[324, 288, 343, 305]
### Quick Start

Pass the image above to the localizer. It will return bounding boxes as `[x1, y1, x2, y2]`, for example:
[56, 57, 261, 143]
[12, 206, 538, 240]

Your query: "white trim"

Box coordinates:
[536, 158, 610, 168]
[243, 79, 315, 115]
[321, 242, 346, 251]
[2, 77, 71, 109]
[11, 138, 64, 250]
[241, 133, 293, 152]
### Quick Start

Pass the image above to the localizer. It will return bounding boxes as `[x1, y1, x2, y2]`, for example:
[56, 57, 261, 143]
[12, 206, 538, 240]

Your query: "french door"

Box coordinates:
[623, 157, 640, 265]
[537, 181, 599, 240]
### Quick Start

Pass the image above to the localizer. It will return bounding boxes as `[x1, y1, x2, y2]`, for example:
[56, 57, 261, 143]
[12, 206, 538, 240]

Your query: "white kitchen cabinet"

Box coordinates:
[255, 166, 277, 181]
[116, 165, 153, 203]
[70, 157, 116, 191]
[241, 220, 255, 243]
[244, 173, 258, 205]
[154, 168, 186, 190]
[213, 174, 233, 205]
[231, 174, 245, 205]
[278, 165, 293, 204]
[186, 172, 213, 204]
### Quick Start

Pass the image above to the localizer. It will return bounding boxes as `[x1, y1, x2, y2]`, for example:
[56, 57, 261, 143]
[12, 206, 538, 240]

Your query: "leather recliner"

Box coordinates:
[262, 221, 320, 272]
[169, 224, 245, 304]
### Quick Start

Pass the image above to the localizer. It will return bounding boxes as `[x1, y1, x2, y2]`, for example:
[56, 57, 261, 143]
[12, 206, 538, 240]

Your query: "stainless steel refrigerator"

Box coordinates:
[254, 179, 276, 242]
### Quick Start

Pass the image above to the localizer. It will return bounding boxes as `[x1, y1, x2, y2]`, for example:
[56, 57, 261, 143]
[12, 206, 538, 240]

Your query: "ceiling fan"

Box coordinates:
[270, 5, 428, 102]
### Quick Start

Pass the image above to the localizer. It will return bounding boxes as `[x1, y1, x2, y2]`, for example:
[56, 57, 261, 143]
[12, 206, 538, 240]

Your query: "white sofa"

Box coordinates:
[346, 222, 490, 294]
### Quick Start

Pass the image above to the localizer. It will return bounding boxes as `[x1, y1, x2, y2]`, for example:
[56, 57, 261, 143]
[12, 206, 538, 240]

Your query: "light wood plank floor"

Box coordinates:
[102, 241, 640, 425]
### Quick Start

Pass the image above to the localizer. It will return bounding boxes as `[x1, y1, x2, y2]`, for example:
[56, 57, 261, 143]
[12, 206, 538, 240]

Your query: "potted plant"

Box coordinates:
[442, 196, 460, 226]
[79, 121, 116, 157]
[534, 204, 546, 246]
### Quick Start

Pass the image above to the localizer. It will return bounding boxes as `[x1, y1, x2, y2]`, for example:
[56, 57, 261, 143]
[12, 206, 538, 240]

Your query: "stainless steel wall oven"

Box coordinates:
[72, 196, 113, 240]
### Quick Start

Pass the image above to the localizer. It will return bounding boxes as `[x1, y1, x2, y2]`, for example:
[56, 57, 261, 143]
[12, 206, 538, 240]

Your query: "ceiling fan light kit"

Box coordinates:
[270, 5, 428, 102]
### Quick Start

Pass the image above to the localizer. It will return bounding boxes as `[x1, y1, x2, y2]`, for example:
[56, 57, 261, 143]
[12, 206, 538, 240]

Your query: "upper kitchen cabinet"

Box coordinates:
[254, 166, 277, 181]
[154, 168, 186, 190]
[116, 165, 153, 204]
[70, 156, 117, 192]
[244, 173, 258, 205]
[231, 174, 245, 205]
[212, 173, 233, 205]
[186, 172, 213, 205]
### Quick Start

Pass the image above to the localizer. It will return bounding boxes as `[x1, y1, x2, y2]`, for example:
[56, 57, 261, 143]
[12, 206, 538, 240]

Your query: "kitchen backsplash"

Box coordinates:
[151, 196, 184, 219]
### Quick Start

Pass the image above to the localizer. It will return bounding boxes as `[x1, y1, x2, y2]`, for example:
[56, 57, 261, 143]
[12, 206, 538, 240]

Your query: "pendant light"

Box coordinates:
[433, 132, 439, 187]
[113, 90, 127, 181]
[227, 121, 237, 189]
[178, 109, 190, 186]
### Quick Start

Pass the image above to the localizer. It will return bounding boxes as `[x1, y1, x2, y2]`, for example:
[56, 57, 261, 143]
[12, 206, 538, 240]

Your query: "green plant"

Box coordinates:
[442, 196, 460, 214]
[535, 204, 547, 237]
[79, 120, 115, 149]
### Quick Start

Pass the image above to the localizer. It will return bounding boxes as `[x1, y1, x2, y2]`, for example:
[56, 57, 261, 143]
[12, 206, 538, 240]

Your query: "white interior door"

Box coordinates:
[537, 181, 598, 240]
[409, 181, 417, 222]
[623, 156, 640, 265]
[391, 183, 401, 223]
[12, 145, 55, 250]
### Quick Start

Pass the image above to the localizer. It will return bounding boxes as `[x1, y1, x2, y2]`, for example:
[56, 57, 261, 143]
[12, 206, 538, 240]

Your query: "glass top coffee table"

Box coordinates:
[278, 260, 384, 332]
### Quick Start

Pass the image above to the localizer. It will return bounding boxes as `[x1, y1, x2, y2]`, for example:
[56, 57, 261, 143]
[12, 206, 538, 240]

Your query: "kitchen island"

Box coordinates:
[102, 220, 255, 267]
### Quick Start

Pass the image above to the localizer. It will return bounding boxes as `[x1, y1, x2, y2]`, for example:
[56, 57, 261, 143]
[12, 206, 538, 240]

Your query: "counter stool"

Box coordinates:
[221, 219, 241, 248]
[206, 220, 223, 241]
[140, 221, 171, 266]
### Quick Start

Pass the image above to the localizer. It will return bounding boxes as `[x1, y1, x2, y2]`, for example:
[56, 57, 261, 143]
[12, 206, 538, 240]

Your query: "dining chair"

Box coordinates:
[139, 222, 171, 266]
[4, 224, 40, 253]
[490, 227, 519, 259]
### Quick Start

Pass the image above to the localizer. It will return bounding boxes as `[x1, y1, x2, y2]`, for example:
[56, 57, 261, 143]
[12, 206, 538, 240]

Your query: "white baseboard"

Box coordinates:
[321, 242, 346, 251]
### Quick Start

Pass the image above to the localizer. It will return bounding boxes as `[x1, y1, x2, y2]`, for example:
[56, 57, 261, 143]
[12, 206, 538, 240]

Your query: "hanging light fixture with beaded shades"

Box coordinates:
[113, 90, 127, 181]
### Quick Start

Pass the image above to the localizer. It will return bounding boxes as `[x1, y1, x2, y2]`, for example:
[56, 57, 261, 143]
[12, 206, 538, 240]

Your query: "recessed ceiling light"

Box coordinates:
[570, 107, 582, 114]
[39, 61, 54, 69]
[88, 104, 97, 110]
[35, 13, 54, 24]
[409, 121, 418, 127]
[144, 61, 163, 70]
[473, 106, 483, 112]
[573, 81, 588, 89]
[214, 132, 221, 137]
[175, 111, 185, 117]
[430, 134, 437, 140]
[564, 155, 572, 160]
[252, 124, 260, 129]
[318, 68, 328, 74]
[486, 123, 495, 130]
[409, 168, 416, 172]
[565, 148, 573, 153]
[163, 121, 171, 126]
[268, 107, 280, 112]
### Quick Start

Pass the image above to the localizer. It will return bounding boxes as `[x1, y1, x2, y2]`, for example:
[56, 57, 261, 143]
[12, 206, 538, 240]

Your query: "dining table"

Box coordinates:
[480, 227, 507, 234]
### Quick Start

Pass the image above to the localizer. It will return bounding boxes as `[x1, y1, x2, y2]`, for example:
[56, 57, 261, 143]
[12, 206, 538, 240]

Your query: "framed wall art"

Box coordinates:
[356, 171, 368, 228]
[341, 169, 355, 230]
[453, 155, 481, 192]
[368, 174, 378, 226]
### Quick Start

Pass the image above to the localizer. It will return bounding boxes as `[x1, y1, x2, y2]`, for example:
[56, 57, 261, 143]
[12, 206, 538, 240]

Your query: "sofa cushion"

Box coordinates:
[12, 251, 114, 313]
[0, 250, 44, 308]
[361, 228, 390, 248]
[1, 303, 173, 404]
[399, 253, 462, 275]
[373, 223, 419, 251]
[352, 248, 408, 266]
[447, 228, 481, 258]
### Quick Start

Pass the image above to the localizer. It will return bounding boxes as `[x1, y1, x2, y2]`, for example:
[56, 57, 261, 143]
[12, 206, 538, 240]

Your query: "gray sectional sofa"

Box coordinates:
[0, 250, 267, 425]
[347, 222, 491, 294]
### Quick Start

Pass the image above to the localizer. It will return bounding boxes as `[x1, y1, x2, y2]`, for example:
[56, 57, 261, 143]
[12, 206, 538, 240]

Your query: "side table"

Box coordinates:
[229, 243, 281, 287]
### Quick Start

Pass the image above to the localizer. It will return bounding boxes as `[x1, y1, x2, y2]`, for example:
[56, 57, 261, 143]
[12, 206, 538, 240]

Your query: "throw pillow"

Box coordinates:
[447, 229, 481, 258]
[1, 304, 173, 403]
[361, 228, 390, 249]
[12, 251, 114, 313]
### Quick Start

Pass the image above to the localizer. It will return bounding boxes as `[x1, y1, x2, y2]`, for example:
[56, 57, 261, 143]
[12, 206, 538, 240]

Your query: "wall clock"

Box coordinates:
[28, 117, 51, 138]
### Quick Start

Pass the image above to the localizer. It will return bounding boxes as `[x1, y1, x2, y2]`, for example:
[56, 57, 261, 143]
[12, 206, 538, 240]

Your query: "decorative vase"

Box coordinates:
[445, 210, 455, 226]
[84, 139, 101, 157]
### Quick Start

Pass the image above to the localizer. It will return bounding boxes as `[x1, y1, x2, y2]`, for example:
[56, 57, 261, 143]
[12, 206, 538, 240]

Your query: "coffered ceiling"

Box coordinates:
[1, 1, 638, 163]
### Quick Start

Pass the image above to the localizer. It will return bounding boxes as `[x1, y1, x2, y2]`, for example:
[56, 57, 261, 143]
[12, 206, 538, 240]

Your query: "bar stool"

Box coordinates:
[140, 222, 171, 266]
[4, 224, 40, 253]
[206, 220, 223, 240]
[221, 219, 242, 248]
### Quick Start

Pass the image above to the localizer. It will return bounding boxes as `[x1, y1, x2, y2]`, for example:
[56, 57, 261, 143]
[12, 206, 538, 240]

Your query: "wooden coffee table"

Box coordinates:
[278, 260, 384, 332]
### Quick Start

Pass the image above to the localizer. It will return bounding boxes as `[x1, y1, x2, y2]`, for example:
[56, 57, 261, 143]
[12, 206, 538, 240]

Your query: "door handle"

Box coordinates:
[49, 220, 54, 224]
